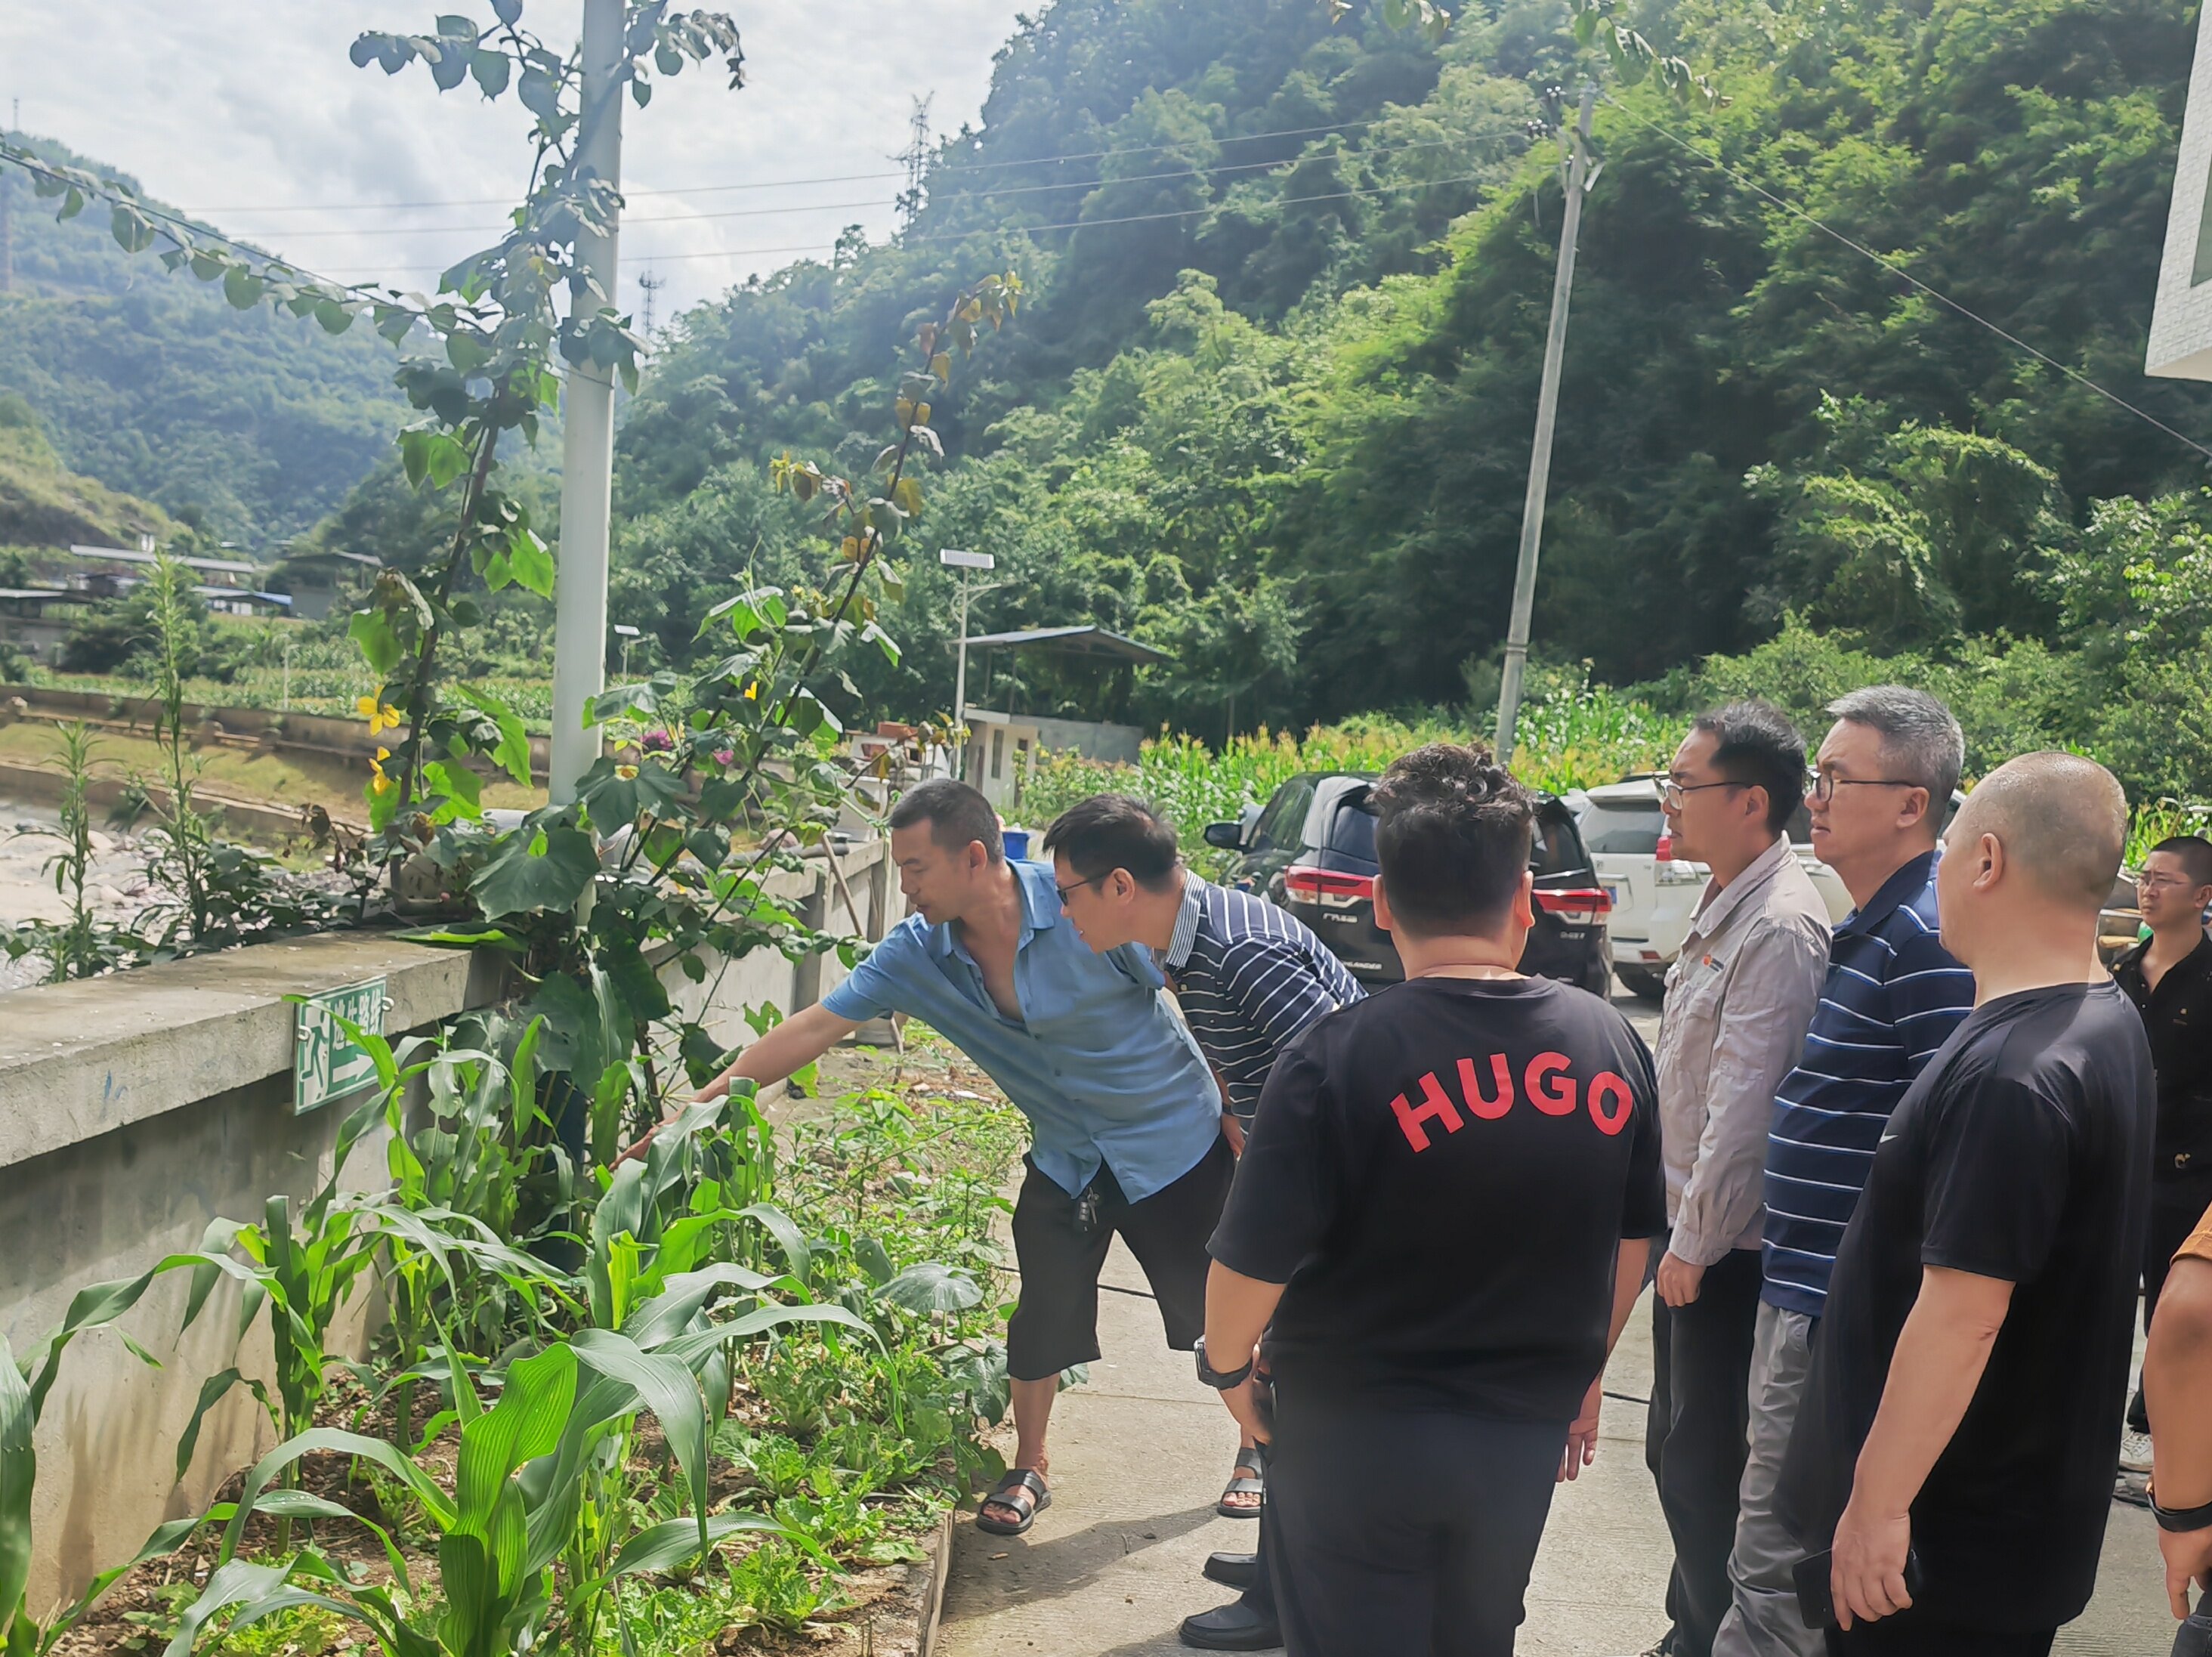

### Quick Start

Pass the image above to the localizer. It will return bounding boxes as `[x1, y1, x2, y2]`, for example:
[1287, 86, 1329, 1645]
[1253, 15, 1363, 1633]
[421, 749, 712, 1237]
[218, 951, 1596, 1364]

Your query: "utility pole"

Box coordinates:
[549, 0, 623, 806]
[939, 547, 997, 781]
[1494, 84, 1597, 765]
[895, 94, 933, 227]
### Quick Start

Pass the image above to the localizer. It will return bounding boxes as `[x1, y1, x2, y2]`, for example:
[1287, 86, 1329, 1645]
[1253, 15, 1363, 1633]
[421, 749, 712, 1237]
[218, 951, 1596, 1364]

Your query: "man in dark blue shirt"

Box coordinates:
[1708, 688, 1974, 1657]
[1046, 793, 1364, 1651]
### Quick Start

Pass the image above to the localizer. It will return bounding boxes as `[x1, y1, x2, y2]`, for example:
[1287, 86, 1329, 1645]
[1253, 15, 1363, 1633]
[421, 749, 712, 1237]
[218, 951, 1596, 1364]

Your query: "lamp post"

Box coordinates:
[612, 622, 641, 681]
[939, 548, 998, 781]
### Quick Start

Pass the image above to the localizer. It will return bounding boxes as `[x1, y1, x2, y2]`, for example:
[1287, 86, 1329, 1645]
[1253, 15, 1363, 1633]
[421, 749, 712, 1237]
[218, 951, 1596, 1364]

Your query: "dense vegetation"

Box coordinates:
[15, 0, 2212, 805]
[0, 134, 408, 549]
[0, 391, 170, 552]
[582, 0, 2212, 802]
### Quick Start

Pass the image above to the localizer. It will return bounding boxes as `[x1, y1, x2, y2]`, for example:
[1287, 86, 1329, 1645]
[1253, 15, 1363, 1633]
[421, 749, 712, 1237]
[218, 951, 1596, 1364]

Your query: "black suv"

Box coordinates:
[1203, 771, 1614, 995]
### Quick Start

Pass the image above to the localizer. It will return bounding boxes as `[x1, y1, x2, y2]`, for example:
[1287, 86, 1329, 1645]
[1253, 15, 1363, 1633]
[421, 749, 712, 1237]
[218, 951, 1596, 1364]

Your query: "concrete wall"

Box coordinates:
[0, 839, 889, 1614]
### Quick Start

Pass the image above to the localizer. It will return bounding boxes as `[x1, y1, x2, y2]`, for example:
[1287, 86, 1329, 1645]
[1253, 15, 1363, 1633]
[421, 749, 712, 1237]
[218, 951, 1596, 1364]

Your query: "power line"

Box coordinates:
[186, 113, 1409, 218]
[312, 159, 1520, 277]
[307, 144, 1531, 277]
[240, 128, 1515, 242]
[1605, 94, 2212, 465]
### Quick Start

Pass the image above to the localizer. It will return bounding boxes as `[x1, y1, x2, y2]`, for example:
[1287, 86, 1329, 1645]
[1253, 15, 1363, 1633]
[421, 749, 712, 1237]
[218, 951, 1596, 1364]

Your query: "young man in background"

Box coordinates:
[1637, 702, 1830, 1657]
[1778, 753, 2153, 1654]
[1046, 792, 1365, 1652]
[1200, 744, 1665, 1656]
[2111, 834, 2212, 1470]
[1710, 688, 1975, 1657]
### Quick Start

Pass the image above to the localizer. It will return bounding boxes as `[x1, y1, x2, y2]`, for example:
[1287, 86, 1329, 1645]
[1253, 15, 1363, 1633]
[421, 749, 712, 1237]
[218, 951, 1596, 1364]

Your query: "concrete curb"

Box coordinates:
[917, 1505, 955, 1657]
[0, 758, 310, 844]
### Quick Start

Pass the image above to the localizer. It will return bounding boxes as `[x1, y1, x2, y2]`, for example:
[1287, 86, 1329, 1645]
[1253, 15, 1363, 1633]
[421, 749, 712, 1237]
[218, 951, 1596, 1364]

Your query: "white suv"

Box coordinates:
[1567, 776, 1854, 1000]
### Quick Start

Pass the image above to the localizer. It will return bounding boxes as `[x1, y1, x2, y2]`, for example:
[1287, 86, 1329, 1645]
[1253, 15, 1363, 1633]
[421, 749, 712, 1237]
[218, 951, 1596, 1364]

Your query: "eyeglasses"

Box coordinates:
[1055, 873, 1107, 904]
[1661, 778, 1747, 808]
[2136, 873, 2198, 892]
[1806, 770, 1919, 805]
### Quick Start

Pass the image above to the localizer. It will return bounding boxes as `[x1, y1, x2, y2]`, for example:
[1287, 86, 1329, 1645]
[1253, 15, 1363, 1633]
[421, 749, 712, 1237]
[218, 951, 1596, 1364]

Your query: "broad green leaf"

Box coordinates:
[453, 684, 533, 788]
[348, 611, 402, 677]
[471, 825, 598, 920]
[877, 1262, 984, 1314]
[507, 530, 555, 598]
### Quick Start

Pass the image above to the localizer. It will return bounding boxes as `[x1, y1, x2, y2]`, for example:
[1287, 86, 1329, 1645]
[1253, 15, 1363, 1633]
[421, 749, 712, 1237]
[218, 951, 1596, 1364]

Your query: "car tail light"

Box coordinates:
[1654, 831, 1675, 862]
[1284, 865, 1374, 907]
[1535, 888, 1614, 919]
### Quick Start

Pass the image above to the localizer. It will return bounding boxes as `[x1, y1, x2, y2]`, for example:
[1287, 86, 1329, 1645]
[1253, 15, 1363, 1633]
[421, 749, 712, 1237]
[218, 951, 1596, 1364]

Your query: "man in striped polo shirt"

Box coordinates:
[1046, 793, 1364, 1652]
[1710, 688, 1974, 1657]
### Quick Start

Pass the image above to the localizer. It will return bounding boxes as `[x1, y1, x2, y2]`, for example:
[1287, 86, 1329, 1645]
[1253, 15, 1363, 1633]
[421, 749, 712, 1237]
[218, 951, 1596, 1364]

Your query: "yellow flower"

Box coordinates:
[357, 696, 401, 735]
[369, 745, 395, 796]
[616, 763, 639, 781]
[743, 682, 759, 700]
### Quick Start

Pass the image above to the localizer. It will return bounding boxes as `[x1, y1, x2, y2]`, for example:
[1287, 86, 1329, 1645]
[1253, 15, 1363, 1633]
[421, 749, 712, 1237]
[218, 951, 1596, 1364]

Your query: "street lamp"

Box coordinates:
[612, 623, 641, 681]
[938, 548, 998, 783]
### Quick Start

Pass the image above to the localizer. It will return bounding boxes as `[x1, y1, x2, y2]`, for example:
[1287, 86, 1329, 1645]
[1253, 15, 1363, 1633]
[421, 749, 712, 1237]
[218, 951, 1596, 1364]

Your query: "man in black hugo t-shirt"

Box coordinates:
[1200, 743, 1667, 1657]
[1777, 753, 2155, 1655]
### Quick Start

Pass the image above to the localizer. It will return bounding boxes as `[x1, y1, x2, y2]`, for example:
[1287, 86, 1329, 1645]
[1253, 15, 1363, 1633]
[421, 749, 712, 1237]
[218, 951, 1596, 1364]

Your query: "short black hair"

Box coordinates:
[2151, 835, 2212, 889]
[1040, 794, 1182, 892]
[1692, 699, 1806, 834]
[887, 777, 1002, 862]
[1370, 743, 1535, 937]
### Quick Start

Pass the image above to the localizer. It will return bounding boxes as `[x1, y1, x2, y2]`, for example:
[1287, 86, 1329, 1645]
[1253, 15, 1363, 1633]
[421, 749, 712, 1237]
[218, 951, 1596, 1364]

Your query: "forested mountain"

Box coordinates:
[598, 0, 2212, 742]
[0, 134, 407, 550]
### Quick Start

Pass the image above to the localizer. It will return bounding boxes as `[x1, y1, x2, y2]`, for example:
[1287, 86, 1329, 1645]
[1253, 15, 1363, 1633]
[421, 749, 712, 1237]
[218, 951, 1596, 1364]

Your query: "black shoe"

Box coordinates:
[1203, 1551, 1259, 1591]
[1179, 1599, 1283, 1651]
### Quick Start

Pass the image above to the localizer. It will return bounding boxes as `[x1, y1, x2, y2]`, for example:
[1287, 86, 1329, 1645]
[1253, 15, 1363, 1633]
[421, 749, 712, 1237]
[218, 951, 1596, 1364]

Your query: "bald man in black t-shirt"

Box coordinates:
[1197, 745, 1665, 1657]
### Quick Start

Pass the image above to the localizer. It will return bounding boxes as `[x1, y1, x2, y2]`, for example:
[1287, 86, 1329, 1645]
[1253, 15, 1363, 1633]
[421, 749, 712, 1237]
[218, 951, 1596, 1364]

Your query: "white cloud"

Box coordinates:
[2, 0, 1029, 319]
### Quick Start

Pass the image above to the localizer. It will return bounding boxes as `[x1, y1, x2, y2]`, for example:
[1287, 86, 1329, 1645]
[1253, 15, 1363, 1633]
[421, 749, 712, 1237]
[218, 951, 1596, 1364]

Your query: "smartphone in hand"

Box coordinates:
[1793, 1548, 1924, 1630]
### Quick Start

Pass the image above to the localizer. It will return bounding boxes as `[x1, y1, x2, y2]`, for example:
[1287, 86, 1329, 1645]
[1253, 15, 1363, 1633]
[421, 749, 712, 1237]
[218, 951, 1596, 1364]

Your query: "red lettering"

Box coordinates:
[1587, 1071, 1633, 1136]
[1458, 1053, 1515, 1120]
[1526, 1052, 1577, 1115]
[1389, 1070, 1464, 1152]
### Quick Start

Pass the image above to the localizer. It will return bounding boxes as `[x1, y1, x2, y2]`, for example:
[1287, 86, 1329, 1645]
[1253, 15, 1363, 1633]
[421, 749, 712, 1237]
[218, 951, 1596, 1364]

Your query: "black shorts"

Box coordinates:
[1005, 1136, 1234, 1383]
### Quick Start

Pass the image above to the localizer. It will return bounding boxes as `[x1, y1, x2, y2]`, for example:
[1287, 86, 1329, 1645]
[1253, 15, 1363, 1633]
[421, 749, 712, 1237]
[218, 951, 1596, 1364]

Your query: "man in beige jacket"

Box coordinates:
[1629, 701, 1830, 1657]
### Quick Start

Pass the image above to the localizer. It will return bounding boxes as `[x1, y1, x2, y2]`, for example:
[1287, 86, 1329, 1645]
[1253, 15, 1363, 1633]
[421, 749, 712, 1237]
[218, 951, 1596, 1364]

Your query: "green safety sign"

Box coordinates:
[293, 976, 388, 1114]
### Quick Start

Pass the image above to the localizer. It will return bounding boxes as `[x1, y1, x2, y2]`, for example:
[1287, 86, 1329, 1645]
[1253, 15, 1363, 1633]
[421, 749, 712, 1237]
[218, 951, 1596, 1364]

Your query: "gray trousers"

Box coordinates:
[1710, 1302, 1824, 1657]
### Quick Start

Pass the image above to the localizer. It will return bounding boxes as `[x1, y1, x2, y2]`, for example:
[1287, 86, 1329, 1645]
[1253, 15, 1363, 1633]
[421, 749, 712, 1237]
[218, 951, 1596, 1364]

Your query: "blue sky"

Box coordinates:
[2, 1, 1030, 322]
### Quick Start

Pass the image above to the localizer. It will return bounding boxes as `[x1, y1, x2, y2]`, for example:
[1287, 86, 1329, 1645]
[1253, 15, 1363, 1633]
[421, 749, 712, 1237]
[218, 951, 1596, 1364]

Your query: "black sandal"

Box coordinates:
[1216, 1444, 1265, 1518]
[976, 1467, 1052, 1535]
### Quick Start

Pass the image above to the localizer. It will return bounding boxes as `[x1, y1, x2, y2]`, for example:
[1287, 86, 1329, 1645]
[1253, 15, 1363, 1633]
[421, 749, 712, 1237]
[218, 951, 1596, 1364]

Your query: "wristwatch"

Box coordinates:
[2153, 1489, 2212, 1534]
[1193, 1334, 1254, 1391]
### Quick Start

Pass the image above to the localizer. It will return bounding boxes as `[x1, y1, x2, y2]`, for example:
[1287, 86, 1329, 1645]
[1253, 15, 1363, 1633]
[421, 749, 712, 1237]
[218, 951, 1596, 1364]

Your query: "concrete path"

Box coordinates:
[935, 986, 2181, 1655]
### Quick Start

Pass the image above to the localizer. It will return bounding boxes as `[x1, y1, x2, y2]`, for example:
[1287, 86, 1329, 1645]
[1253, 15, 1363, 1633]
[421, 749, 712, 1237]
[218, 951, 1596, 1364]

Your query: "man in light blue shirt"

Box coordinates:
[672, 778, 1231, 1536]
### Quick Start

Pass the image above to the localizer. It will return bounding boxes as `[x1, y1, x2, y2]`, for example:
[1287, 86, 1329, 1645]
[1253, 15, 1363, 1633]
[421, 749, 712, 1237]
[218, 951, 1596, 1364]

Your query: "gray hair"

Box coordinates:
[1824, 685, 1963, 805]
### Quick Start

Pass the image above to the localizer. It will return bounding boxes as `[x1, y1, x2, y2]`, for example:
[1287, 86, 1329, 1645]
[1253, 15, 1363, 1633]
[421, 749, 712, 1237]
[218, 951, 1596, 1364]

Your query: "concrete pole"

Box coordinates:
[1494, 85, 1596, 765]
[951, 574, 971, 779]
[548, 0, 624, 805]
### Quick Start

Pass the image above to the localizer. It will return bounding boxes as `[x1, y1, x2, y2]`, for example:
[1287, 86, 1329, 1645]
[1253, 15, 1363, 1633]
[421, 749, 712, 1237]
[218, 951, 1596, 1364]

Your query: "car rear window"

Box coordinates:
[1322, 799, 1377, 861]
[1334, 790, 1589, 878]
[1533, 809, 1589, 879]
[1580, 800, 1662, 856]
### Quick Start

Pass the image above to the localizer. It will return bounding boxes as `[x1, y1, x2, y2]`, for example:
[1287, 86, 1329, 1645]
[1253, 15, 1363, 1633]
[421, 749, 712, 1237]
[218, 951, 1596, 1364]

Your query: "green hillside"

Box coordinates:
[585, 0, 2212, 764]
[0, 133, 407, 551]
[0, 393, 169, 552]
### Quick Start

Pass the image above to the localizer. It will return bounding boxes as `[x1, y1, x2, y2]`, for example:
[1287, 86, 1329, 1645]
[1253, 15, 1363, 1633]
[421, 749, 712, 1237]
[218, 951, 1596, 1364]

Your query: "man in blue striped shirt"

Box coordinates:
[1710, 688, 1975, 1657]
[1046, 793, 1364, 1652]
